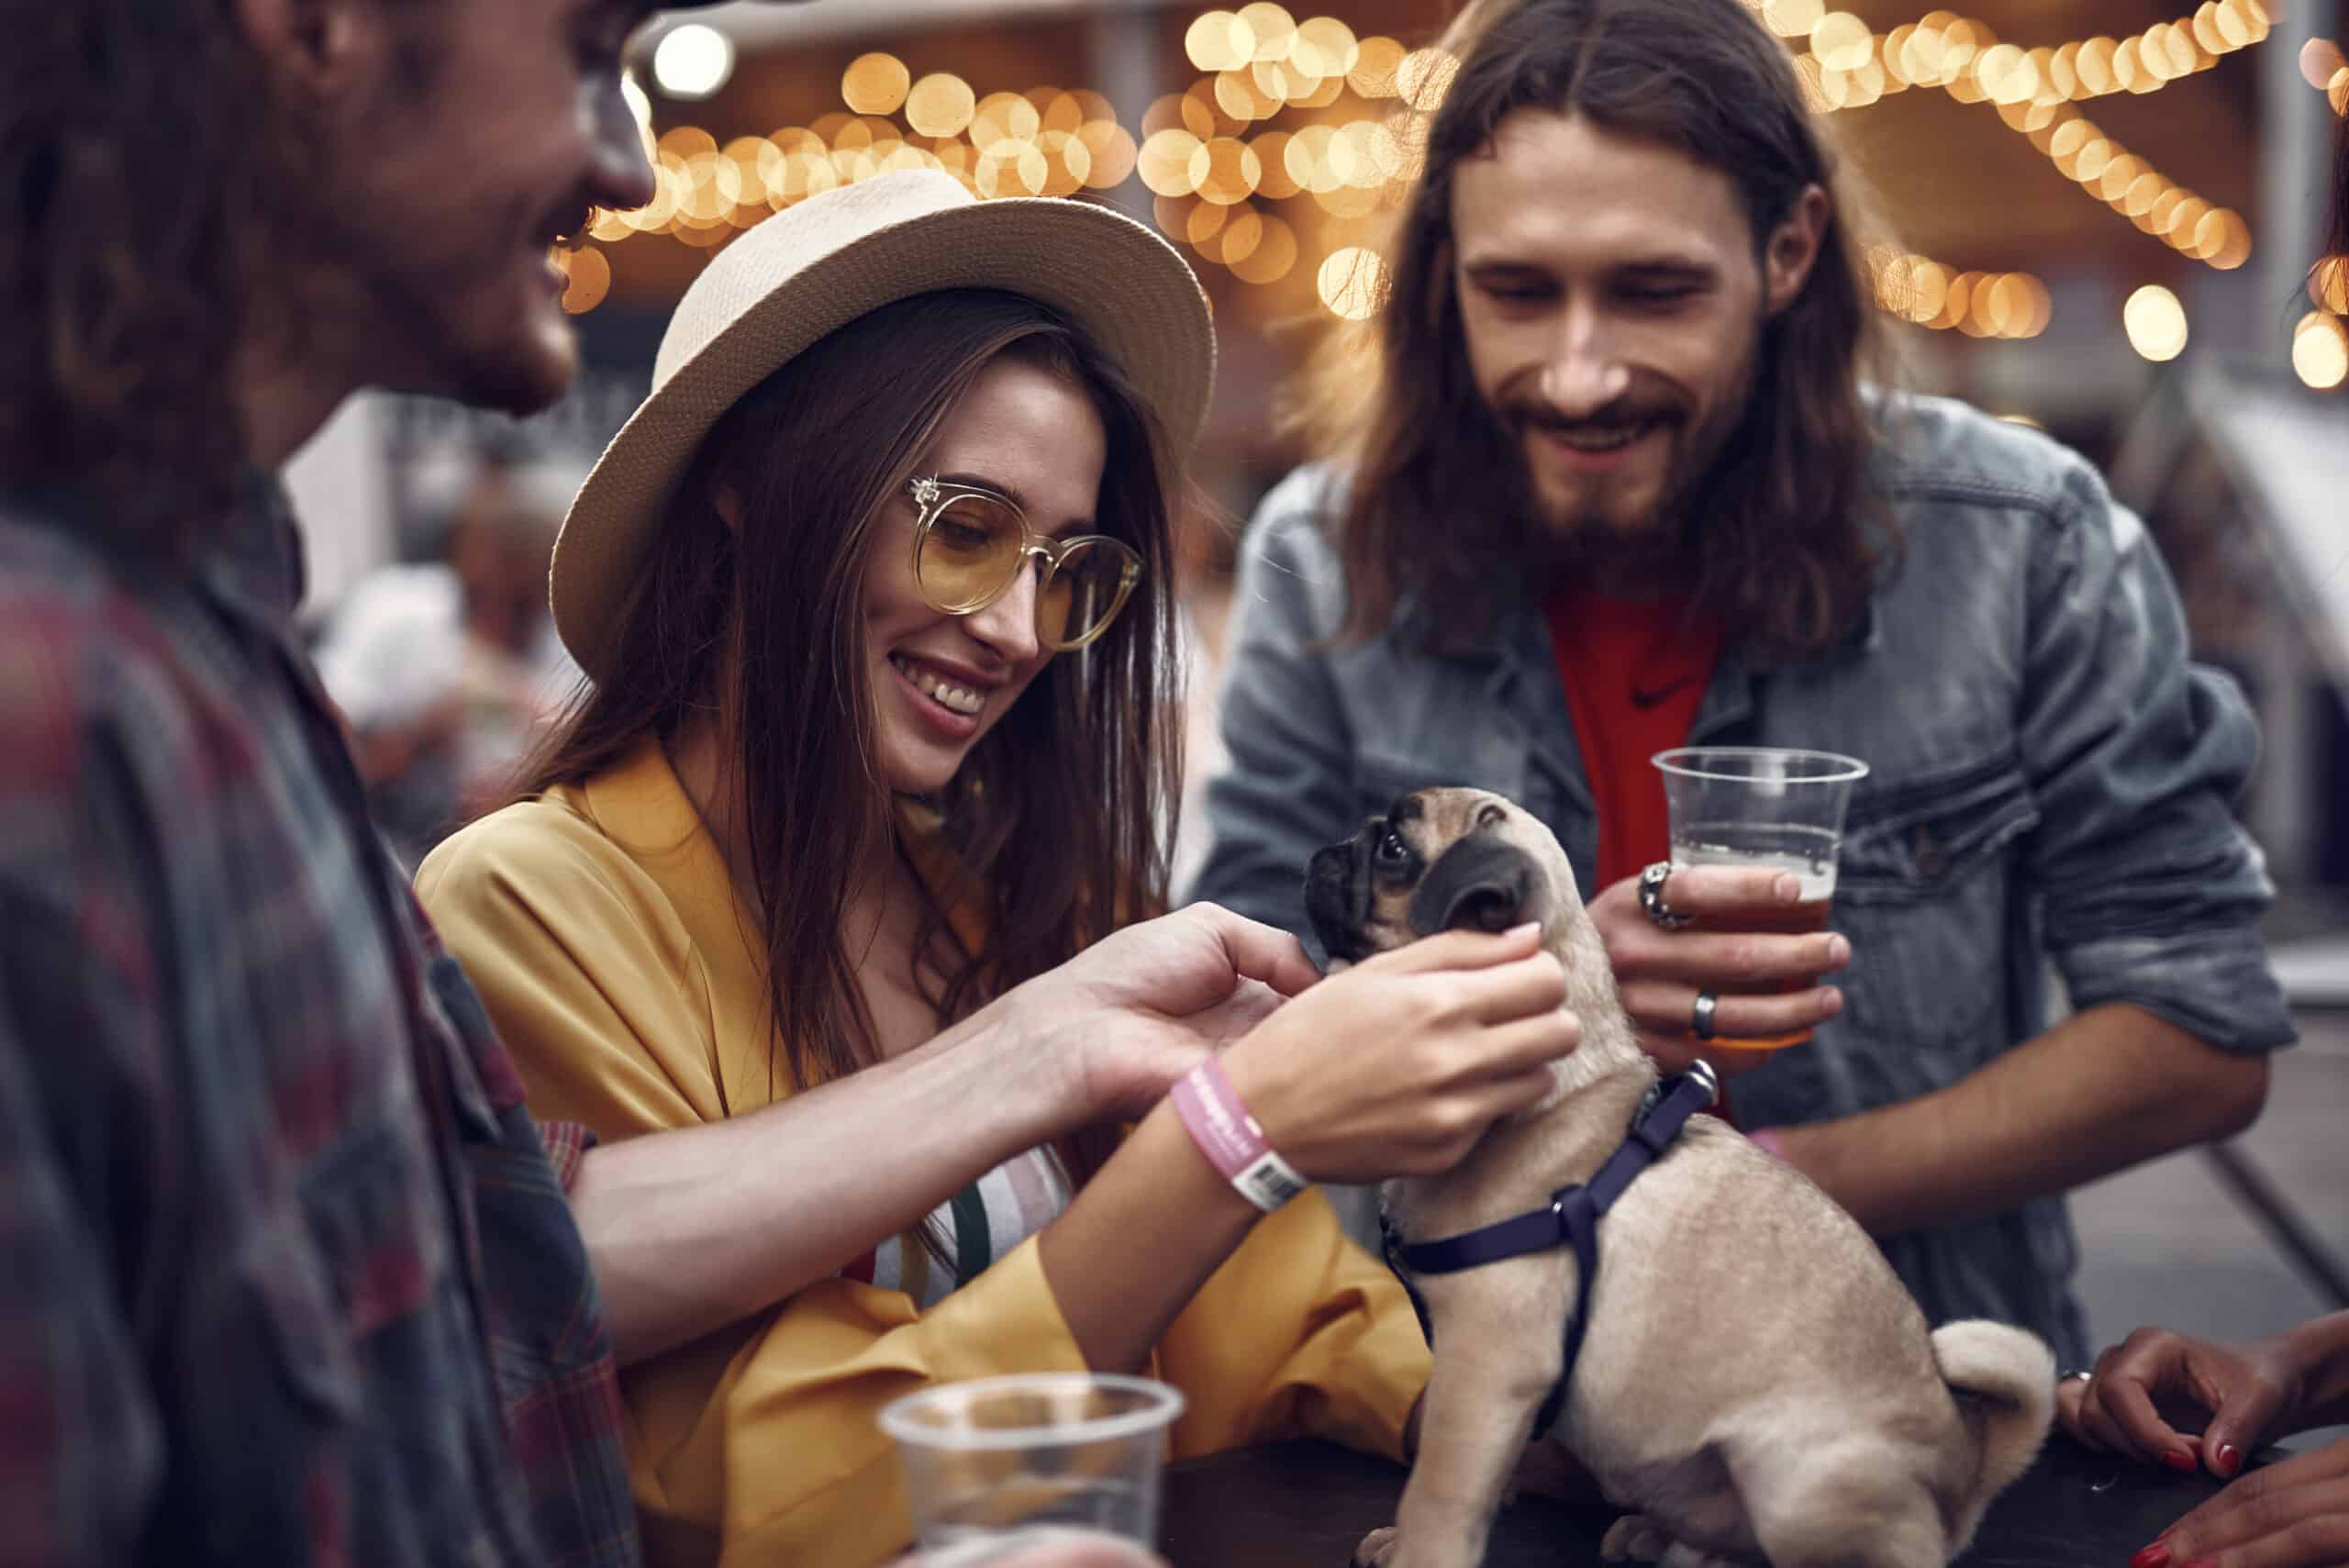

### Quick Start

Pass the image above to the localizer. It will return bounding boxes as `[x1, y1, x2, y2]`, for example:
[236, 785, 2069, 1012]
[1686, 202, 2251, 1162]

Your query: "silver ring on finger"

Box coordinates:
[1691, 989, 1720, 1041]
[1638, 862, 1692, 931]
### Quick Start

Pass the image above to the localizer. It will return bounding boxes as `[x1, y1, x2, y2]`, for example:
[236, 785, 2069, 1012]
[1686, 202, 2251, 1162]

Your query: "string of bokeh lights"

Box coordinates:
[1772, 1, 2262, 272]
[550, 2, 2342, 389]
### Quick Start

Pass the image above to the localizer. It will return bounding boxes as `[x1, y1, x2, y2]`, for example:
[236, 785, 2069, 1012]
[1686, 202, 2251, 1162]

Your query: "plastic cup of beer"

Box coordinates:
[1651, 746, 1868, 1052]
[879, 1373, 1183, 1566]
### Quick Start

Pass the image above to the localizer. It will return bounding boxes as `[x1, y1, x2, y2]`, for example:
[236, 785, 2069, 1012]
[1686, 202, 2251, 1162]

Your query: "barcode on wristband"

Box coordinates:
[1233, 1151, 1307, 1212]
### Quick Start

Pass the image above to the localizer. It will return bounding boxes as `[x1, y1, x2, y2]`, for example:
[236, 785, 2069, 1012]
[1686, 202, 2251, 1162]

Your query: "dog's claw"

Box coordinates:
[1351, 1524, 1399, 1567]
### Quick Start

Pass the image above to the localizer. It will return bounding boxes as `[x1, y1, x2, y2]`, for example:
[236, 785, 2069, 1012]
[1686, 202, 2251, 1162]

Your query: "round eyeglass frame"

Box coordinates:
[905, 475, 1143, 652]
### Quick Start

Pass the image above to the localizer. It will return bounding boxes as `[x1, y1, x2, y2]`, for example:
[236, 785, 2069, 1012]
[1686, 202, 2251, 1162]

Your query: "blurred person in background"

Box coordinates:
[1, 1, 1551, 1565]
[1188, 0, 2289, 1371]
[417, 171, 1581, 1568]
[316, 450, 582, 863]
[2027, 122, 2349, 1568]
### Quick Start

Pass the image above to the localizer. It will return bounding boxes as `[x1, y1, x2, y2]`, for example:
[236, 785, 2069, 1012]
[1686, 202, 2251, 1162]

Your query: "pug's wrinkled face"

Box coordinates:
[1305, 787, 1575, 965]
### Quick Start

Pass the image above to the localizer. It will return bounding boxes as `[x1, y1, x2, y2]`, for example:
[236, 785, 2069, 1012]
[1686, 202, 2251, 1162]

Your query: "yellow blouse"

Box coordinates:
[415, 740, 1431, 1568]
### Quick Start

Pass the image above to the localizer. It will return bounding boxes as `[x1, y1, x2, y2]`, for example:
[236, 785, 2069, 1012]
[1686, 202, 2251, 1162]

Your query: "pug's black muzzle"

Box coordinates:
[1304, 817, 1541, 965]
[1304, 833, 1375, 965]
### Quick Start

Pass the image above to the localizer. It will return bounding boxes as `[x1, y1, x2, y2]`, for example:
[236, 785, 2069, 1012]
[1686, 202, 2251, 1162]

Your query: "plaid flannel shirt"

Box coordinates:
[0, 478, 639, 1567]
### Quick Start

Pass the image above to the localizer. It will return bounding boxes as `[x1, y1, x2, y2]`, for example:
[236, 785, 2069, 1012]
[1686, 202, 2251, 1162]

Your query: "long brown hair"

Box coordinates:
[518, 291, 1181, 1151]
[0, 0, 297, 552]
[1299, 0, 1889, 659]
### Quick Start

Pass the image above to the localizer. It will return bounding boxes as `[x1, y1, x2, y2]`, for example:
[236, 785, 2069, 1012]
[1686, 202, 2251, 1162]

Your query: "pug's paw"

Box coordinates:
[1599, 1515, 1672, 1562]
[1350, 1524, 1399, 1566]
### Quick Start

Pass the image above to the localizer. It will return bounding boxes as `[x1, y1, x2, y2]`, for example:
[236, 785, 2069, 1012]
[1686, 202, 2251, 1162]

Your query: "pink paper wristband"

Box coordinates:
[1749, 1128, 1791, 1161]
[1170, 1055, 1308, 1214]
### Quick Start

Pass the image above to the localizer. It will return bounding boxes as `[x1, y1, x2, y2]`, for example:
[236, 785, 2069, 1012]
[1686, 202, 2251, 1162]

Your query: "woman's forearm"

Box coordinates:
[1034, 1101, 1260, 1373]
[571, 1002, 1075, 1367]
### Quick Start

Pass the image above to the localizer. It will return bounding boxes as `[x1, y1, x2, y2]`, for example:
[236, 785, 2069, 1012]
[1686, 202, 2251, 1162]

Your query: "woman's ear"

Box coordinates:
[714, 487, 743, 533]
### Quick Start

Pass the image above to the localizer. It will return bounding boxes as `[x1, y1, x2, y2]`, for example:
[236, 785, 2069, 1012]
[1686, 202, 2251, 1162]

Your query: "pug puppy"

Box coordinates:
[1305, 789, 2054, 1568]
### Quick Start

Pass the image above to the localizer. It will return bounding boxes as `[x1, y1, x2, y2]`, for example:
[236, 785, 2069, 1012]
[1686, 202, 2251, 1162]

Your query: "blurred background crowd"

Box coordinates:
[291, 0, 2346, 1371]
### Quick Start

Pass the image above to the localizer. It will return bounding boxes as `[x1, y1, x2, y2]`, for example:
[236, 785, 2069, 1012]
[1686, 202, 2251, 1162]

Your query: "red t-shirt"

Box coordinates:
[1543, 584, 1731, 1117]
[1542, 584, 1724, 890]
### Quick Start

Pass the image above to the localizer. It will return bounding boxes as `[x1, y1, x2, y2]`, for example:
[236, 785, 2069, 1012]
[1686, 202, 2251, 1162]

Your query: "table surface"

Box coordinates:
[1157, 1434, 2230, 1567]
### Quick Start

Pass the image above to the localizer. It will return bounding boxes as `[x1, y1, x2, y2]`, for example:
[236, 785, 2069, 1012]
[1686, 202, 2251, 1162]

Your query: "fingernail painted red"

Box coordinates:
[2215, 1442, 2240, 1476]
[2161, 1450, 2198, 1473]
[2130, 1543, 2172, 1568]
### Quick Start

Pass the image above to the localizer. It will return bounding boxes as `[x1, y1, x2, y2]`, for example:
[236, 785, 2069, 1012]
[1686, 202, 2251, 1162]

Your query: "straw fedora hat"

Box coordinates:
[549, 169, 1217, 683]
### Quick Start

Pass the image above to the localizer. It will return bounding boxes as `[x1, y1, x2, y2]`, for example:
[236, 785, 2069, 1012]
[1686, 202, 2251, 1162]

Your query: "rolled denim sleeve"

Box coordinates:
[2021, 462, 2294, 1053]
[1186, 470, 1362, 936]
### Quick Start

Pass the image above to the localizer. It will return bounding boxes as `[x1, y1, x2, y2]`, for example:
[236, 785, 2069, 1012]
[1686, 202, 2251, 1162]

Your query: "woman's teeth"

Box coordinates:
[892, 655, 985, 716]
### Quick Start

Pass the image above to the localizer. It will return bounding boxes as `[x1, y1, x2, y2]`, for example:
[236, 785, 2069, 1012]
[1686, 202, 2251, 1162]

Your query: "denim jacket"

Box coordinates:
[1187, 393, 2296, 1364]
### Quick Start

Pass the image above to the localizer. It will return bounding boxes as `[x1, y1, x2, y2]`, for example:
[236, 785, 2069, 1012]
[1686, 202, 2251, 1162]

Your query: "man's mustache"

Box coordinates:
[1501, 394, 1689, 437]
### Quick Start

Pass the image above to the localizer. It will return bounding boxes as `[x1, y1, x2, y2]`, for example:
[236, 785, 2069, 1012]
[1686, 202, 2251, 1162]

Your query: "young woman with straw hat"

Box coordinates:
[416, 170, 1581, 1565]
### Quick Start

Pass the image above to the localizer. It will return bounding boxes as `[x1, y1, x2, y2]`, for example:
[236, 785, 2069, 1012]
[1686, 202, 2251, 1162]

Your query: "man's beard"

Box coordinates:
[1495, 352, 1759, 588]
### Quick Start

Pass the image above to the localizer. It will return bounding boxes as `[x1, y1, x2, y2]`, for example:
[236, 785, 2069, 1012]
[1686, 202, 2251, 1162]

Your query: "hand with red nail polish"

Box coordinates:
[2056, 1318, 2342, 1475]
[2145, 1434, 2349, 1568]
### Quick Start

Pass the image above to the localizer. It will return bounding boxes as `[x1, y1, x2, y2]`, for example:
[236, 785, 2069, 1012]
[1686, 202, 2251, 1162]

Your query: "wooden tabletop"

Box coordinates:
[1156, 1434, 2229, 1566]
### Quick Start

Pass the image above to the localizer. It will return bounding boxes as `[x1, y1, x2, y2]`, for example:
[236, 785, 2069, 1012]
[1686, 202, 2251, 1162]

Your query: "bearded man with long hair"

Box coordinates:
[1191, 0, 2292, 1368]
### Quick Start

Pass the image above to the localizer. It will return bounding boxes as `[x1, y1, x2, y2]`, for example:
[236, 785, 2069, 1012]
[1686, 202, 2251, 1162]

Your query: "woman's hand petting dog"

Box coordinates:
[1585, 863, 1851, 1076]
[1220, 923, 1581, 1184]
[1011, 902, 1330, 1126]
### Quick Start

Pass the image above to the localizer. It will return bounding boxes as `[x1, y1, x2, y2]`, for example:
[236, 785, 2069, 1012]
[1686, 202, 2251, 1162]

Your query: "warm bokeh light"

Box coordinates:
[1231, 214, 1301, 284]
[2292, 309, 2349, 389]
[1217, 66, 1282, 121]
[2294, 312, 2349, 389]
[2312, 257, 2349, 316]
[1349, 36, 1408, 97]
[905, 74, 976, 138]
[2123, 284, 2189, 361]
[1237, 2, 1298, 62]
[1395, 48, 1460, 111]
[2299, 38, 2346, 89]
[1811, 12, 1876, 71]
[1293, 17, 1363, 78]
[1140, 128, 1207, 197]
[556, 246, 612, 314]
[651, 23, 733, 100]
[973, 139, 1050, 199]
[1075, 121, 1139, 190]
[972, 92, 1043, 150]
[1765, 0, 1826, 39]
[1186, 10, 1256, 72]
[1318, 245, 1389, 319]
[842, 53, 910, 117]
[1190, 136, 1264, 204]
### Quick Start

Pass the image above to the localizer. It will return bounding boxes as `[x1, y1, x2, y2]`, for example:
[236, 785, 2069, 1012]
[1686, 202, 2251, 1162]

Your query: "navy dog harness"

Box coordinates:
[1388, 1063, 1720, 1437]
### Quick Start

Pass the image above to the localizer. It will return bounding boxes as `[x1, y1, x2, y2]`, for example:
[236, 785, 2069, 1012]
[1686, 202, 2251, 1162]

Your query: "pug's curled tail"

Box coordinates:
[1932, 1318, 2056, 1527]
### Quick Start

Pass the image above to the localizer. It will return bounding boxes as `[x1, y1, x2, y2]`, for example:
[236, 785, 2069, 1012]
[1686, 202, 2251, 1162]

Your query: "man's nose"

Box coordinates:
[1537, 306, 1631, 421]
[587, 74, 658, 215]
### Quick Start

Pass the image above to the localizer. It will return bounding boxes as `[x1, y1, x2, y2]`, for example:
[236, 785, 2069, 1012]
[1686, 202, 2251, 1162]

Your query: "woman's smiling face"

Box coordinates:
[865, 354, 1108, 796]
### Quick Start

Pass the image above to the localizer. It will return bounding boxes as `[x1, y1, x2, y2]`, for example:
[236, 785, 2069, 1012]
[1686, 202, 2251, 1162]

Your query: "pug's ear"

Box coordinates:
[1408, 837, 1538, 938]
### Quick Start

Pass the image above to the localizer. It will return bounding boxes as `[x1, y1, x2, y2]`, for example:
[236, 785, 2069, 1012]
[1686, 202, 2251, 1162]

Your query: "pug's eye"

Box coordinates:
[1375, 827, 1408, 870]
